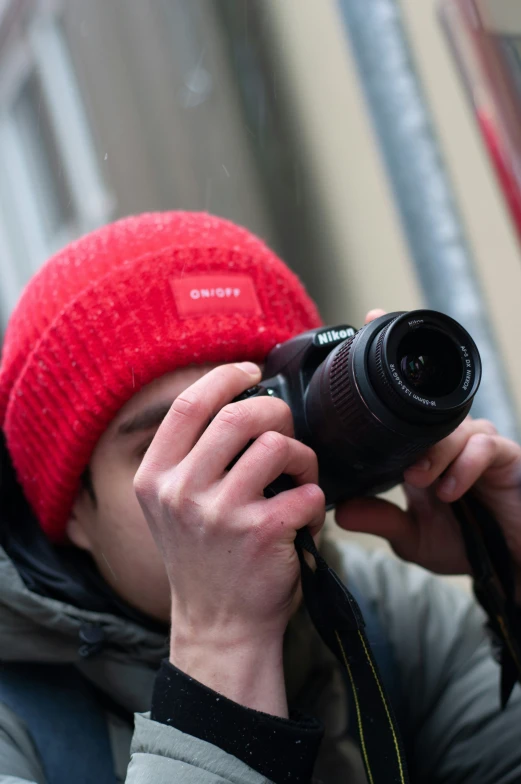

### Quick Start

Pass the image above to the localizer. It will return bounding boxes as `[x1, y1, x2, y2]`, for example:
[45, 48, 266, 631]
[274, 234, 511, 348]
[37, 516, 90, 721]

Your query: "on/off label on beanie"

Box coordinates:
[170, 275, 263, 318]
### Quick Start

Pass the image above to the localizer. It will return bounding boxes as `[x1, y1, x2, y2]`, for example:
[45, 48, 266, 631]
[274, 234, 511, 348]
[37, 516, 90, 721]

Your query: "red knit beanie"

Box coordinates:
[0, 212, 321, 541]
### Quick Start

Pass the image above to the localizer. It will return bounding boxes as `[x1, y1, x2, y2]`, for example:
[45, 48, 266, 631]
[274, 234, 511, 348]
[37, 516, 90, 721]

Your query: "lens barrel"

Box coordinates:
[304, 310, 481, 481]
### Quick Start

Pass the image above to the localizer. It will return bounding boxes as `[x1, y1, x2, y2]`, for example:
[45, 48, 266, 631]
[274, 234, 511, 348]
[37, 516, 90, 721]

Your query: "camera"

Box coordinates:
[236, 309, 481, 506]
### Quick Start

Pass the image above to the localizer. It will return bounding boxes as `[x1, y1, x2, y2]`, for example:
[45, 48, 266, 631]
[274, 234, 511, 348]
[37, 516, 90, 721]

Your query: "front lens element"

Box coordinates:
[396, 328, 462, 397]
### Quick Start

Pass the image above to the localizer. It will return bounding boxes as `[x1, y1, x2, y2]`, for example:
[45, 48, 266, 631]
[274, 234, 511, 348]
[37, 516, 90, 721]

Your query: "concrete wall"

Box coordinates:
[60, 0, 274, 244]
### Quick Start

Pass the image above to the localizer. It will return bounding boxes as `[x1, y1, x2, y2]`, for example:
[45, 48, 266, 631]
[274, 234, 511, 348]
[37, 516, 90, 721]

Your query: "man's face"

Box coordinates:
[67, 364, 219, 624]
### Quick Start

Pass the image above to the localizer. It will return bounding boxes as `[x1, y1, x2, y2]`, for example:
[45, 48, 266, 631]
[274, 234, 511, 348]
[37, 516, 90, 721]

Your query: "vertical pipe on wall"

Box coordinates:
[336, 0, 519, 440]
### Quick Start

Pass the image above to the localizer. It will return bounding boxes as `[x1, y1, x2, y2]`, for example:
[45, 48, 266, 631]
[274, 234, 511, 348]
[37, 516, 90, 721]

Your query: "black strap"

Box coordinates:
[230, 424, 410, 780]
[294, 492, 521, 784]
[452, 493, 521, 707]
[295, 528, 410, 784]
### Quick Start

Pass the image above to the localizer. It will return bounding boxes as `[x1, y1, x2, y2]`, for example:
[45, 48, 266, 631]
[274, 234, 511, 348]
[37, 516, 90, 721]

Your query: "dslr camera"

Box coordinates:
[236, 309, 481, 505]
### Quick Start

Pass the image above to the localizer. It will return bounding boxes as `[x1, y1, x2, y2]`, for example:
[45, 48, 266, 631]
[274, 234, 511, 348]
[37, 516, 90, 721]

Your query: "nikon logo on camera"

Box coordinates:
[314, 326, 356, 347]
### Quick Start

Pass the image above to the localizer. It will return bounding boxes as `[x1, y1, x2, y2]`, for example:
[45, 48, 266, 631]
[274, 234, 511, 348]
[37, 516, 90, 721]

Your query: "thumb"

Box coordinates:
[335, 497, 418, 561]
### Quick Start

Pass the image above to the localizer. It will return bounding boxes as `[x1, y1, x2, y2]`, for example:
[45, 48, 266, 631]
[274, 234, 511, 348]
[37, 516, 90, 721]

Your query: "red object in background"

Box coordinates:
[441, 0, 521, 243]
[478, 109, 521, 239]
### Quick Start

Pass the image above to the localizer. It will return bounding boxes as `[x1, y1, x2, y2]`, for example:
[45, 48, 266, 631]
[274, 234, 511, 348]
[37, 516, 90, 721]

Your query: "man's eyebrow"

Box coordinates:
[116, 401, 173, 436]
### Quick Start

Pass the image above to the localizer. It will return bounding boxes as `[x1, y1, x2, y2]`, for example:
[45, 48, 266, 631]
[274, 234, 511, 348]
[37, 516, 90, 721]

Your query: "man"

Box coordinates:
[0, 211, 520, 784]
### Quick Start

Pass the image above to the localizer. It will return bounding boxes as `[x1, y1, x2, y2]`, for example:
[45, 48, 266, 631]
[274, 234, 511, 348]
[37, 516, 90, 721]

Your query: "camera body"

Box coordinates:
[236, 310, 481, 507]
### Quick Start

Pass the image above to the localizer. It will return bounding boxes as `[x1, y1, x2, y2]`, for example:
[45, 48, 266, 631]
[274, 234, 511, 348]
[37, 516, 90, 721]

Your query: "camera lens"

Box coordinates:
[303, 309, 481, 506]
[397, 328, 462, 397]
[302, 309, 481, 505]
[306, 309, 480, 446]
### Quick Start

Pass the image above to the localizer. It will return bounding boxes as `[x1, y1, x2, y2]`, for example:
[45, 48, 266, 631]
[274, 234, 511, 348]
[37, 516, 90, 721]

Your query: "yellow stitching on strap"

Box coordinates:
[357, 629, 406, 784]
[334, 630, 374, 784]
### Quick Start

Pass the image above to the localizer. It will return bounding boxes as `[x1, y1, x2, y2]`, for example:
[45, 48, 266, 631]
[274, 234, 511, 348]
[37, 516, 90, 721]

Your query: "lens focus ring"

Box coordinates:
[330, 336, 363, 425]
[328, 333, 439, 465]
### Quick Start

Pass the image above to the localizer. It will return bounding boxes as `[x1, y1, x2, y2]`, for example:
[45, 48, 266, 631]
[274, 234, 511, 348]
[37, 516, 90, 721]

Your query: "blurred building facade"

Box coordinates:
[0, 0, 521, 427]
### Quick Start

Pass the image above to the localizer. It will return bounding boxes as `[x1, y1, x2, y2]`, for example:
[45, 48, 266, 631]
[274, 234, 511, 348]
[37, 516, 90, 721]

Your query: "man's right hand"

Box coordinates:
[133, 362, 325, 716]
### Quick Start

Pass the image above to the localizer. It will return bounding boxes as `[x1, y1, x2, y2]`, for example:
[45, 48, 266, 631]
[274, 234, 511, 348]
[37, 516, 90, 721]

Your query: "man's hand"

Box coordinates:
[134, 362, 325, 716]
[336, 310, 521, 599]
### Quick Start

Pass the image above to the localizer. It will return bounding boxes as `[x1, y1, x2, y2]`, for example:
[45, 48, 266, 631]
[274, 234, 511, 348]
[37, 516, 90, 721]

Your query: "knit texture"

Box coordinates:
[0, 212, 321, 541]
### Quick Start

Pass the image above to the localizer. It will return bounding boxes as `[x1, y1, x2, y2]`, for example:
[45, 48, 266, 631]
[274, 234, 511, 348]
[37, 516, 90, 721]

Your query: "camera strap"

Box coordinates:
[295, 527, 410, 784]
[294, 495, 521, 784]
[452, 493, 521, 707]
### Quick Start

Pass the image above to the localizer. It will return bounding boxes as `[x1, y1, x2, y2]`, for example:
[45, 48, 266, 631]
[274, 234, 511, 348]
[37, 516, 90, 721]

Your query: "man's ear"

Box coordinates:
[66, 494, 94, 552]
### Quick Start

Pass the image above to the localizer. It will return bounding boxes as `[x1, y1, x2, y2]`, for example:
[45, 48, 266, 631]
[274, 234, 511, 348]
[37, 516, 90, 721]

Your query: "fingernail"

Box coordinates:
[410, 458, 431, 471]
[234, 362, 261, 377]
[438, 476, 456, 498]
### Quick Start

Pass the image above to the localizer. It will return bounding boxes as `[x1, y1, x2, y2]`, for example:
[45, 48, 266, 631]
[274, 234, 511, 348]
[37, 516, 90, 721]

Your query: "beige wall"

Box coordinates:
[483, 0, 521, 34]
[264, 0, 423, 327]
[263, 0, 521, 426]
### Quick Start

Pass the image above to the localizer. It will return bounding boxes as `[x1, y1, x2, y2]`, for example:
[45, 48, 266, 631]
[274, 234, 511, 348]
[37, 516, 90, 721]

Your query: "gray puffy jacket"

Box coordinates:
[0, 534, 520, 783]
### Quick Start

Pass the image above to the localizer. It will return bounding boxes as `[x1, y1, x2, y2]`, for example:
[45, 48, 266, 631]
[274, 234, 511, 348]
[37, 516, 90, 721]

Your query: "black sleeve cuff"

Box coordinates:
[151, 659, 323, 784]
